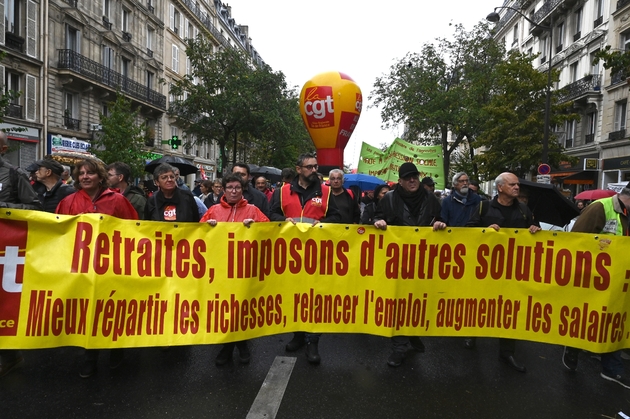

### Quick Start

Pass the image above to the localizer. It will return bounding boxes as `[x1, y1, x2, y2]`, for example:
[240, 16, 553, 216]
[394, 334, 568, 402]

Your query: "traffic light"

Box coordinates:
[170, 135, 181, 150]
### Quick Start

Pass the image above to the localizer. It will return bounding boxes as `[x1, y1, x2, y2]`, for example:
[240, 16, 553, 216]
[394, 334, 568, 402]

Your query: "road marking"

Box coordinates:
[246, 356, 296, 419]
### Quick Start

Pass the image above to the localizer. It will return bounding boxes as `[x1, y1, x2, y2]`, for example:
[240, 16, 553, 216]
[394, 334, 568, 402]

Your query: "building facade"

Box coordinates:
[0, 0, 261, 181]
[489, 0, 630, 192]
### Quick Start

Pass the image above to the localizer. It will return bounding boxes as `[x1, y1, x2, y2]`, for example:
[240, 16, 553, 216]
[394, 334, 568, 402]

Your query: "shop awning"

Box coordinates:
[561, 171, 596, 185]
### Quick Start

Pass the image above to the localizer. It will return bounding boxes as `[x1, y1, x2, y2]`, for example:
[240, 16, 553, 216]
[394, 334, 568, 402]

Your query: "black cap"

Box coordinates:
[421, 177, 435, 186]
[25, 162, 39, 172]
[399, 162, 419, 179]
[33, 159, 64, 176]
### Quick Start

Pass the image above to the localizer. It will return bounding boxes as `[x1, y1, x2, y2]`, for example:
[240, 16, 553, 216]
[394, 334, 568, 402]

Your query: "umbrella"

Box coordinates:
[574, 189, 617, 200]
[518, 179, 580, 227]
[343, 173, 386, 191]
[251, 166, 282, 183]
[145, 155, 197, 176]
[247, 163, 259, 173]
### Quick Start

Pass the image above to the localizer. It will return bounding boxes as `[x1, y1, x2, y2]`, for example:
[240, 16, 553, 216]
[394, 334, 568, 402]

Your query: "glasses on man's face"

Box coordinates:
[301, 164, 318, 171]
[159, 175, 176, 181]
[225, 186, 242, 192]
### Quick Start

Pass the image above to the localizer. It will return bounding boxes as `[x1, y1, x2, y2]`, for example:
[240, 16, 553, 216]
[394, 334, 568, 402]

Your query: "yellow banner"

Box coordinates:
[1, 210, 628, 353]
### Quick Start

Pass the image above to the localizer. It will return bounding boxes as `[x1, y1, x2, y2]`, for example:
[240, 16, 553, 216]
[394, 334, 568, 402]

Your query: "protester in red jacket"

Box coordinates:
[200, 174, 268, 366]
[56, 159, 138, 379]
[201, 174, 269, 225]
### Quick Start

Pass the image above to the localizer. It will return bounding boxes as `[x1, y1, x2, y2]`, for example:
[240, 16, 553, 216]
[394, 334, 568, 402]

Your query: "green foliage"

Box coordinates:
[169, 39, 309, 172]
[370, 23, 505, 181]
[593, 46, 630, 76]
[91, 93, 146, 177]
[475, 51, 579, 178]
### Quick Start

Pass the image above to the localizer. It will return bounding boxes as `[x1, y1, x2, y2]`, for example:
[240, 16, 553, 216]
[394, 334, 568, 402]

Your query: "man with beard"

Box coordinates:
[232, 163, 270, 217]
[441, 172, 481, 227]
[269, 153, 341, 364]
[373, 162, 446, 367]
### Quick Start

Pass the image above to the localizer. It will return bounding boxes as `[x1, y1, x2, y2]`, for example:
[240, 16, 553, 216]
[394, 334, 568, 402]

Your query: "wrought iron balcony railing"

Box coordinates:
[5, 103, 22, 119]
[63, 115, 81, 131]
[585, 133, 595, 144]
[533, 0, 563, 25]
[179, 0, 237, 50]
[594, 16, 603, 27]
[122, 31, 132, 42]
[619, 0, 630, 10]
[5, 32, 24, 53]
[557, 74, 602, 103]
[148, 3, 155, 14]
[58, 49, 166, 109]
[147, 48, 153, 57]
[609, 129, 626, 141]
[611, 70, 626, 86]
[64, 0, 77, 7]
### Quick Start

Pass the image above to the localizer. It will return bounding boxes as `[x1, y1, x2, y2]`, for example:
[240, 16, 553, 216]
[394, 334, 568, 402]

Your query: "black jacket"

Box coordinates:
[466, 196, 538, 229]
[145, 187, 200, 222]
[374, 188, 442, 227]
[37, 179, 75, 213]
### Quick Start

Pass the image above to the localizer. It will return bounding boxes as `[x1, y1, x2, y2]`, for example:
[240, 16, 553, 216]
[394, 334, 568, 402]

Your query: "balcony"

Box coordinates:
[64, 0, 77, 6]
[556, 44, 563, 54]
[585, 133, 595, 144]
[609, 129, 626, 141]
[102, 16, 112, 30]
[557, 74, 602, 103]
[179, 0, 232, 49]
[619, 0, 630, 10]
[148, 3, 154, 14]
[5, 103, 22, 119]
[594, 16, 603, 27]
[63, 115, 81, 131]
[147, 48, 153, 57]
[122, 31, 132, 42]
[58, 49, 166, 110]
[611, 70, 626, 86]
[573, 32, 581, 42]
[5, 32, 24, 53]
[564, 138, 573, 148]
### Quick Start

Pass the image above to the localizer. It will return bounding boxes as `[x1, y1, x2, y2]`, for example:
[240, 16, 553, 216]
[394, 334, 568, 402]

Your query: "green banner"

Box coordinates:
[357, 138, 444, 188]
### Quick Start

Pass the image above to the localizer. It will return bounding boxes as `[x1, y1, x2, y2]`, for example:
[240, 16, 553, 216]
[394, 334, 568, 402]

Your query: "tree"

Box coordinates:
[474, 51, 579, 178]
[91, 93, 146, 176]
[169, 38, 309, 173]
[370, 23, 505, 183]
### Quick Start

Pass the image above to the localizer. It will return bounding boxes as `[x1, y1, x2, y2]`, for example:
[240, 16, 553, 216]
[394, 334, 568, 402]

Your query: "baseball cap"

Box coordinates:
[421, 177, 435, 186]
[33, 159, 64, 176]
[399, 162, 419, 179]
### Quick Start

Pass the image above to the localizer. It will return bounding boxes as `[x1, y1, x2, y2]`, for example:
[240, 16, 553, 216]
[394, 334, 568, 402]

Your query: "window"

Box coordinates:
[102, 103, 108, 118]
[64, 92, 76, 118]
[595, 0, 603, 19]
[186, 57, 191, 76]
[574, 8, 582, 38]
[122, 9, 130, 32]
[172, 45, 179, 72]
[121, 57, 130, 78]
[5, 71, 20, 105]
[569, 62, 578, 83]
[540, 36, 549, 62]
[614, 101, 627, 132]
[102, 45, 114, 70]
[565, 120, 575, 148]
[556, 22, 564, 52]
[66, 25, 80, 53]
[170, 4, 181, 34]
[512, 24, 518, 46]
[147, 26, 154, 57]
[623, 31, 630, 51]
[586, 113, 596, 143]
[103, 0, 110, 20]
[5, 0, 21, 34]
[147, 71, 154, 90]
[591, 50, 601, 75]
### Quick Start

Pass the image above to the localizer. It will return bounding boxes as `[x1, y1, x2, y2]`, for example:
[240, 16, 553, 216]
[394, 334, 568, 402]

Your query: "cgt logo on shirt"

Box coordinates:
[164, 205, 177, 221]
[310, 197, 323, 207]
[0, 219, 27, 336]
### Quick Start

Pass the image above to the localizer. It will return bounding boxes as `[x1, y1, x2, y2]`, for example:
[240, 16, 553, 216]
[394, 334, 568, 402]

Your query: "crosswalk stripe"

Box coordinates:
[246, 356, 297, 419]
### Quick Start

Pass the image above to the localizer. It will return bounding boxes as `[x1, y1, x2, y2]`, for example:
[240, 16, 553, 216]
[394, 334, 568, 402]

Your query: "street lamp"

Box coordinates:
[487, 7, 553, 167]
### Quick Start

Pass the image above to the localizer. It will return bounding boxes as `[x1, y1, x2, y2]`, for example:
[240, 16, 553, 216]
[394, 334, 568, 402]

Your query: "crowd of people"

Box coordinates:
[0, 132, 628, 388]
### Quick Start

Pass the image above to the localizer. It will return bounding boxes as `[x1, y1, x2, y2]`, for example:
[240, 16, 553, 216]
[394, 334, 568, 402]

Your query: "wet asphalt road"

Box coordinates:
[2, 333, 629, 419]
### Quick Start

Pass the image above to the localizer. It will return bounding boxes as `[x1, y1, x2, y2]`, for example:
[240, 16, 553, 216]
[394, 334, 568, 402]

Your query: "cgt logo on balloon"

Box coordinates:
[0, 219, 28, 336]
[300, 72, 362, 169]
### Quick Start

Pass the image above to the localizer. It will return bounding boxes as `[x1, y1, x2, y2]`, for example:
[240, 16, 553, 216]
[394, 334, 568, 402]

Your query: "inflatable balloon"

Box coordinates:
[299, 72, 362, 169]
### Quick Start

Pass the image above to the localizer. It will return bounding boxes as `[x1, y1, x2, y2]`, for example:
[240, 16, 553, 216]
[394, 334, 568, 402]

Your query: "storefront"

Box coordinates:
[0, 123, 40, 167]
[602, 155, 630, 188]
[195, 162, 216, 180]
[549, 153, 599, 192]
[46, 134, 96, 165]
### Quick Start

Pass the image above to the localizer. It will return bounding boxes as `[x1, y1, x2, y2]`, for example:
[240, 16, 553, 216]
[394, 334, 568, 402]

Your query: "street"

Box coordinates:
[2, 333, 629, 418]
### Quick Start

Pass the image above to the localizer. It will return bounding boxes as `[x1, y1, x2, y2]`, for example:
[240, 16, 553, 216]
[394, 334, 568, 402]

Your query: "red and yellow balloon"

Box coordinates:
[299, 72, 362, 168]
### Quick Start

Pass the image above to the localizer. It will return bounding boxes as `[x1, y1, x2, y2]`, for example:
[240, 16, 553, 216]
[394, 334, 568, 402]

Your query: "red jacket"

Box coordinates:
[200, 195, 269, 223]
[56, 188, 138, 220]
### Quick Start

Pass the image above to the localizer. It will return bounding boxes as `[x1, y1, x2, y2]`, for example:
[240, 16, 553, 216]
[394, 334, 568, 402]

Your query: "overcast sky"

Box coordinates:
[229, 0, 501, 169]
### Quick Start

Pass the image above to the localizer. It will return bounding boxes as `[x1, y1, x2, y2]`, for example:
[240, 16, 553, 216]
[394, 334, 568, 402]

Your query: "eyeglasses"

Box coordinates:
[158, 175, 176, 181]
[300, 164, 318, 171]
[225, 186, 242, 192]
